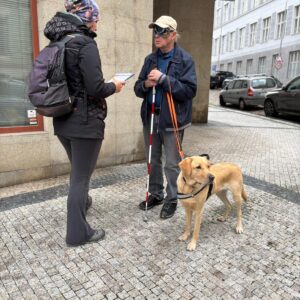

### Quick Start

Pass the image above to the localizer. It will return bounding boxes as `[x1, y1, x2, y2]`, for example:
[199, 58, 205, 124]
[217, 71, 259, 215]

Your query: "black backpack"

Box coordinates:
[28, 34, 80, 117]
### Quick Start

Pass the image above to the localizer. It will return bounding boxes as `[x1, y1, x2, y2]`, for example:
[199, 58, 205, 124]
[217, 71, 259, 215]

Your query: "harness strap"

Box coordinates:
[177, 180, 214, 201]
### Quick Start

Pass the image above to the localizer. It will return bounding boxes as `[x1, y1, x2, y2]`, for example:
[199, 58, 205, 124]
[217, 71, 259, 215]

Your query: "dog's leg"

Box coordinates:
[187, 201, 205, 251]
[233, 194, 243, 233]
[216, 190, 232, 222]
[179, 207, 192, 241]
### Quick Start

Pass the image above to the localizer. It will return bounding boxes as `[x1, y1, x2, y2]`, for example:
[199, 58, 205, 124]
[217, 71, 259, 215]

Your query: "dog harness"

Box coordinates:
[177, 178, 214, 201]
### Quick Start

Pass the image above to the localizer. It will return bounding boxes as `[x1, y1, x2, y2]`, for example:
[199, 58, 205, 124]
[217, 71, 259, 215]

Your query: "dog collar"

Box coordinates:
[177, 178, 214, 201]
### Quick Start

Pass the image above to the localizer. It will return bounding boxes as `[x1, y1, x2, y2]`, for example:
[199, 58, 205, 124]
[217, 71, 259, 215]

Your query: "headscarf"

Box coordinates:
[64, 0, 100, 23]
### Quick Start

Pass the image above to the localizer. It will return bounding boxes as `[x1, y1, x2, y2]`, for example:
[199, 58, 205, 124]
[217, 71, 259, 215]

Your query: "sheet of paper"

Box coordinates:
[113, 73, 135, 81]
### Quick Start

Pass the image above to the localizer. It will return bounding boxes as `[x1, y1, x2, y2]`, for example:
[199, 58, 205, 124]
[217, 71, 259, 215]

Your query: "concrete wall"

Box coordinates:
[154, 0, 215, 123]
[0, 0, 152, 187]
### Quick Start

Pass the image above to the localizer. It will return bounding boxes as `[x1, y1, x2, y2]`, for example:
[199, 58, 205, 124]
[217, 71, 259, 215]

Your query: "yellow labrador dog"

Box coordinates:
[177, 155, 247, 251]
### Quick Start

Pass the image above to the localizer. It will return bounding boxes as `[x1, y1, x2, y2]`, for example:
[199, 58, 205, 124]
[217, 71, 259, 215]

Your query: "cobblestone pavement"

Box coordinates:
[0, 107, 300, 299]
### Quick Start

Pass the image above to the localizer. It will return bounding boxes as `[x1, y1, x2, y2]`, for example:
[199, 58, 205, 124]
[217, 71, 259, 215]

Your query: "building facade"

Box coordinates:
[0, 0, 214, 187]
[211, 0, 300, 84]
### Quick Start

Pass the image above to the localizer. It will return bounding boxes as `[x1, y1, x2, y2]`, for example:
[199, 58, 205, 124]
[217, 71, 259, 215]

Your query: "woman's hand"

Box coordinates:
[112, 78, 125, 93]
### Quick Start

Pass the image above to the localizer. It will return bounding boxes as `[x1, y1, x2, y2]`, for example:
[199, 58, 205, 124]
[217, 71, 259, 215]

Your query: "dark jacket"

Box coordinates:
[44, 12, 115, 139]
[134, 43, 197, 131]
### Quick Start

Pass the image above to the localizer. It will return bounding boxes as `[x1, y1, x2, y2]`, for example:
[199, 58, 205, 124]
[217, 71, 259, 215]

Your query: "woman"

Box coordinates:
[44, 0, 124, 246]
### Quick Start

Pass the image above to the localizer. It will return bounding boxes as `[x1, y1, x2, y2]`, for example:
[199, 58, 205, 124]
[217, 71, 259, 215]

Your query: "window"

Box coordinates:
[246, 59, 253, 74]
[262, 17, 271, 42]
[239, 27, 246, 49]
[242, 80, 248, 88]
[215, 38, 220, 57]
[216, 8, 222, 27]
[229, 31, 235, 51]
[241, 0, 248, 14]
[233, 80, 243, 89]
[258, 57, 266, 73]
[288, 77, 300, 90]
[0, 0, 42, 133]
[227, 62, 233, 72]
[224, 3, 229, 23]
[252, 78, 268, 89]
[236, 61, 242, 75]
[249, 23, 257, 46]
[277, 11, 286, 39]
[294, 5, 300, 34]
[266, 78, 276, 88]
[288, 51, 300, 79]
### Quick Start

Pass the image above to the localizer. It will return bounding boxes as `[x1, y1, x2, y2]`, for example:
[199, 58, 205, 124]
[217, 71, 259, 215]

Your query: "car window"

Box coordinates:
[266, 78, 276, 88]
[242, 81, 248, 88]
[288, 78, 300, 90]
[233, 80, 242, 89]
[252, 78, 267, 89]
[227, 81, 234, 89]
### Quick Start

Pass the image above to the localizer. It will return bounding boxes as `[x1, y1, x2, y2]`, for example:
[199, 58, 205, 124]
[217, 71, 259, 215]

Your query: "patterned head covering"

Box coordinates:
[64, 0, 100, 23]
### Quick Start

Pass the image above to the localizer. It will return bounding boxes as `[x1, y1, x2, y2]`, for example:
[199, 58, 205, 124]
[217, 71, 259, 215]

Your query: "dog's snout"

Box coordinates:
[209, 174, 215, 181]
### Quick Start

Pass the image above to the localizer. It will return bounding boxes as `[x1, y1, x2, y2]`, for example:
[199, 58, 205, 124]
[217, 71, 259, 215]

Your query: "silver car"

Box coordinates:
[219, 76, 281, 110]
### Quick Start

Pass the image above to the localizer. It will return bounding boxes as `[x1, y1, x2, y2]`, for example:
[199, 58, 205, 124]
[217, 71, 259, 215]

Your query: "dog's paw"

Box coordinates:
[187, 241, 197, 251]
[235, 225, 243, 234]
[217, 215, 227, 222]
[178, 233, 190, 241]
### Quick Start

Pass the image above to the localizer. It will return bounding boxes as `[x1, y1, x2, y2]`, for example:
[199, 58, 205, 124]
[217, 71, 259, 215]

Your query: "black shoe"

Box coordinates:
[86, 195, 92, 211]
[88, 229, 105, 243]
[139, 195, 164, 211]
[160, 202, 177, 219]
[66, 229, 105, 247]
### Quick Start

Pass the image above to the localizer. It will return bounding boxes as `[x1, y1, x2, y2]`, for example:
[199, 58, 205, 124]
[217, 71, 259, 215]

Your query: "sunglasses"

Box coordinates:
[153, 26, 174, 37]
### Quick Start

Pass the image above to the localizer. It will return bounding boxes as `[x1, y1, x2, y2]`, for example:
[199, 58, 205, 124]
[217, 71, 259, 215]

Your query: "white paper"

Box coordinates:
[113, 73, 135, 81]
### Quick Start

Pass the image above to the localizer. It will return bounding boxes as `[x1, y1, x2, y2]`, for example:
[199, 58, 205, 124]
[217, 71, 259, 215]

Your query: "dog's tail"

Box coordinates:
[241, 187, 247, 201]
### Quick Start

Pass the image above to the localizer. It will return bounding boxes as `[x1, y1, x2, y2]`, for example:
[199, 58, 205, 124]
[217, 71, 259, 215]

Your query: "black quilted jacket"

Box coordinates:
[44, 12, 115, 139]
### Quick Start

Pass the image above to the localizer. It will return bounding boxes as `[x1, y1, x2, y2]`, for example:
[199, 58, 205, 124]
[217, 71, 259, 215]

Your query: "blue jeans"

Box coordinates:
[143, 114, 184, 203]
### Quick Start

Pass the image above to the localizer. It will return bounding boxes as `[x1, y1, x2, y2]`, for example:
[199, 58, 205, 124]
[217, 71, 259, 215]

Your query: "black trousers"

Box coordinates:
[58, 135, 102, 245]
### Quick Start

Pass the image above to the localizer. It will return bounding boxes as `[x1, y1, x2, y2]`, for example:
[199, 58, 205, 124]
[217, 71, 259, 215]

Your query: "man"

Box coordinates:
[134, 16, 197, 219]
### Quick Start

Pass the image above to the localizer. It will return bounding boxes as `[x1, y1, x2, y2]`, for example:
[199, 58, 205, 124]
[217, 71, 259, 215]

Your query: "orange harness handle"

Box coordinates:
[166, 91, 184, 160]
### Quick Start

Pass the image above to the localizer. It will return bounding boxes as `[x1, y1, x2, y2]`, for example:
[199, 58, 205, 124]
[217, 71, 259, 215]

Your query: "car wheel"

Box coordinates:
[264, 100, 278, 117]
[239, 99, 246, 110]
[219, 96, 226, 107]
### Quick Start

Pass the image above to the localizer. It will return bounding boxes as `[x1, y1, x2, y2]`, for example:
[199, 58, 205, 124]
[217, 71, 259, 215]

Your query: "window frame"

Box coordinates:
[0, 0, 43, 134]
[276, 10, 286, 39]
[294, 5, 300, 34]
[249, 22, 257, 47]
[262, 17, 271, 43]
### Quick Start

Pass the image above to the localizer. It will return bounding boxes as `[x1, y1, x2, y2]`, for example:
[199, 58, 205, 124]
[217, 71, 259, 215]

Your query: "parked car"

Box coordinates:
[210, 75, 219, 89]
[210, 71, 235, 89]
[264, 75, 300, 117]
[219, 76, 282, 110]
[222, 77, 235, 89]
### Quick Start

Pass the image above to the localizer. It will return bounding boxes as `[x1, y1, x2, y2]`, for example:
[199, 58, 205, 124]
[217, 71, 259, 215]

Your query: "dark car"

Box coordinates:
[264, 75, 300, 117]
[210, 71, 235, 89]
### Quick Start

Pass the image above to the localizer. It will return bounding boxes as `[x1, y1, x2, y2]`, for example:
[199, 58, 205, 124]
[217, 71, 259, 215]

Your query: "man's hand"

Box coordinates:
[148, 69, 163, 82]
[144, 79, 157, 88]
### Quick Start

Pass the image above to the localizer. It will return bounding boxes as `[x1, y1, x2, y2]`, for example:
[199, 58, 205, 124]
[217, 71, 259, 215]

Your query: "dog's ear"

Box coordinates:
[199, 153, 210, 160]
[179, 157, 192, 176]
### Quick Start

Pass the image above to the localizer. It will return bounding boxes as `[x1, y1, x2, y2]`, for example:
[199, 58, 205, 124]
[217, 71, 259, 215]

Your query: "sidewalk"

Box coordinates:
[1, 106, 299, 300]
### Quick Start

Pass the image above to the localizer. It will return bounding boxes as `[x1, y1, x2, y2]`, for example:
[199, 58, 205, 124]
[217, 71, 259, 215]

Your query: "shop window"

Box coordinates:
[0, 0, 43, 134]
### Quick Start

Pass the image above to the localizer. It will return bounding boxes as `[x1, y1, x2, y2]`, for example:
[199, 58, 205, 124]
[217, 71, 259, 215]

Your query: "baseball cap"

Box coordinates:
[149, 15, 177, 31]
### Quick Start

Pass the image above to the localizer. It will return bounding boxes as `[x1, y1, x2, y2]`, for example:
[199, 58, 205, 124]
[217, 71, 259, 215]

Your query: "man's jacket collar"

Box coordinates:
[149, 43, 181, 64]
